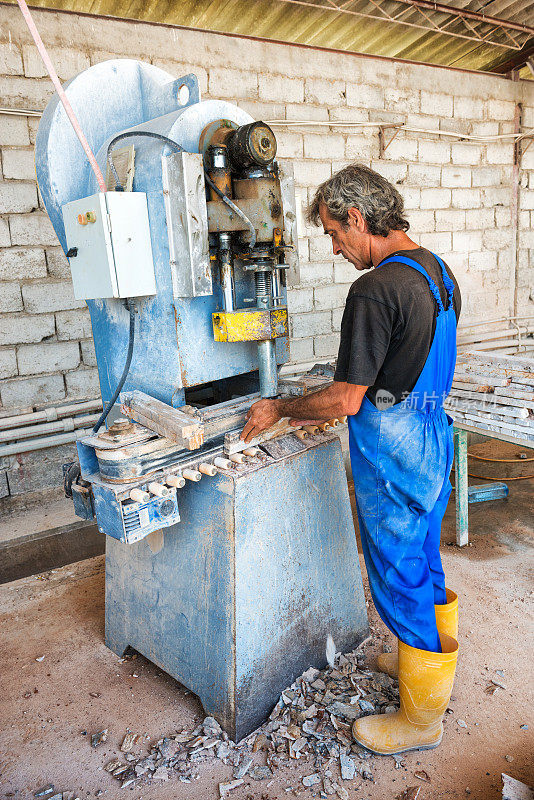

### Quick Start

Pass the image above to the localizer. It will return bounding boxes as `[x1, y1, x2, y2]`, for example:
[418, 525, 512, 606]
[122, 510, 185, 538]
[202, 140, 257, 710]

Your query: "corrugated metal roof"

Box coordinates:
[6, 0, 534, 75]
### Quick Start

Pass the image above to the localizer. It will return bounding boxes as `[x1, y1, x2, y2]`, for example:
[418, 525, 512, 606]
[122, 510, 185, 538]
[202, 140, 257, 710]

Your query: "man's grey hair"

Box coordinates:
[307, 163, 410, 237]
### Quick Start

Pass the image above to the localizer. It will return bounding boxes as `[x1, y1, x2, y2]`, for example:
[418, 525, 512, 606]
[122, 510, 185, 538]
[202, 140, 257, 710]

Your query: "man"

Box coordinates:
[241, 163, 461, 756]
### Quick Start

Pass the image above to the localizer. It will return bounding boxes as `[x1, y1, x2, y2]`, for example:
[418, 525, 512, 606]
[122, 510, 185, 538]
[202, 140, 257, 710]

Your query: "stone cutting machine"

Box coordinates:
[36, 59, 368, 741]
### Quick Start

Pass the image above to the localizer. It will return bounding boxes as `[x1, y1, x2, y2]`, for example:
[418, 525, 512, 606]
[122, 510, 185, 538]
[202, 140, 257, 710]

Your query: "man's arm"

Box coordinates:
[240, 381, 368, 442]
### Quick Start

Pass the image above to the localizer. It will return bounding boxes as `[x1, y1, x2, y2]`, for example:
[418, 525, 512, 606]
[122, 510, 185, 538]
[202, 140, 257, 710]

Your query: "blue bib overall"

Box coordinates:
[348, 253, 457, 653]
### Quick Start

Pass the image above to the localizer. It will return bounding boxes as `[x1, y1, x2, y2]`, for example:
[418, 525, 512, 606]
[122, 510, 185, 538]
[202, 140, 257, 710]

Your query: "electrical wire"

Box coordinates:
[15, 0, 107, 191]
[92, 301, 136, 433]
[266, 118, 534, 144]
[468, 472, 533, 481]
[204, 172, 257, 248]
[106, 131, 185, 190]
[467, 452, 534, 463]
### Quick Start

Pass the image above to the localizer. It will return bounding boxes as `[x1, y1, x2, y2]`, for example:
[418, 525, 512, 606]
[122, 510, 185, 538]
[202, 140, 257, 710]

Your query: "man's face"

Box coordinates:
[319, 202, 372, 271]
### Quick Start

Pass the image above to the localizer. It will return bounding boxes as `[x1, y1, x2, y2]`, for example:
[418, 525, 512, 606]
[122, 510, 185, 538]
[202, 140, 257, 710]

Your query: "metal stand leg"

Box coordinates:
[454, 428, 469, 547]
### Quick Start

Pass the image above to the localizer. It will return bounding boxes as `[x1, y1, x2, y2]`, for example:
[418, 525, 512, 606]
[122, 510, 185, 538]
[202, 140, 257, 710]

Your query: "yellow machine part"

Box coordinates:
[212, 308, 288, 343]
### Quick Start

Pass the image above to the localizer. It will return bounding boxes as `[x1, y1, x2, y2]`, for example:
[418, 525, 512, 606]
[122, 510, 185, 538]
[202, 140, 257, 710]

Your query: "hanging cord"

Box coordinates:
[106, 131, 185, 190]
[204, 172, 257, 249]
[16, 0, 106, 192]
[466, 450, 534, 481]
[92, 301, 136, 433]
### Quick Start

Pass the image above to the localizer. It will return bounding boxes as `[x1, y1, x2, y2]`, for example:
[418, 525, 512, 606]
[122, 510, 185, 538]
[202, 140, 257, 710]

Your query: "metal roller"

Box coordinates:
[183, 469, 202, 482]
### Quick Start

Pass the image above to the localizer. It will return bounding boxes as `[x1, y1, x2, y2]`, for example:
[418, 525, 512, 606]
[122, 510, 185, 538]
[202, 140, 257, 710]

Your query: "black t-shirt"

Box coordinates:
[334, 247, 461, 406]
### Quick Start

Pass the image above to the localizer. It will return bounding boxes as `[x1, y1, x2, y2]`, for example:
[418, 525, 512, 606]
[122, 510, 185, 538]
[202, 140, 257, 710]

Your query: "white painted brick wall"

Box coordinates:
[0, 3, 532, 437]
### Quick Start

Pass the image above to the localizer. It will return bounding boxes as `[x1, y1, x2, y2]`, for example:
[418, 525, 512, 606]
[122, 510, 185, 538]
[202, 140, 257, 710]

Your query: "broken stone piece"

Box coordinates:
[90, 729, 108, 748]
[249, 765, 273, 781]
[104, 760, 122, 773]
[397, 788, 421, 800]
[302, 773, 321, 787]
[219, 778, 244, 796]
[120, 732, 141, 752]
[339, 752, 356, 780]
[34, 787, 54, 798]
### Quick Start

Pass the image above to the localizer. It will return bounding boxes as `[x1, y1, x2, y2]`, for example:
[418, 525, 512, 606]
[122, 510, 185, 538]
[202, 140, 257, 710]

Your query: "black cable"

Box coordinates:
[106, 131, 184, 191]
[92, 301, 136, 433]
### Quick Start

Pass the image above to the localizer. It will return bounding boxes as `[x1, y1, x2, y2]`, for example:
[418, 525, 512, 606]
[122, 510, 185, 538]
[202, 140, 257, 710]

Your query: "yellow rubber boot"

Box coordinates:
[352, 633, 458, 755]
[377, 588, 458, 678]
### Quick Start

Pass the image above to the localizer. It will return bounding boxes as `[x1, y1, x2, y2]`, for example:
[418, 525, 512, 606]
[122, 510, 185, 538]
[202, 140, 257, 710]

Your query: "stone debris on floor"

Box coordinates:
[81, 641, 412, 798]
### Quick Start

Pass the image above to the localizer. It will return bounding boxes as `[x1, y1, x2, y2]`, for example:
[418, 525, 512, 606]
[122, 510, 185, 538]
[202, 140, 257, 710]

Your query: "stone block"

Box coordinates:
[22, 281, 84, 313]
[259, 74, 303, 103]
[9, 212, 57, 246]
[495, 207, 511, 227]
[0, 43, 23, 75]
[453, 230, 482, 251]
[56, 308, 93, 340]
[453, 96, 483, 120]
[469, 251, 497, 271]
[292, 160, 332, 187]
[435, 209, 465, 231]
[407, 163, 441, 187]
[287, 287, 313, 314]
[332, 307, 344, 332]
[0, 114, 29, 146]
[305, 78, 346, 106]
[290, 310, 331, 338]
[0, 281, 22, 311]
[0, 76, 54, 111]
[17, 341, 80, 375]
[314, 333, 339, 358]
[418, 139, 451, 164]
[407, 209, 435, 233]
[486, 98, 516, 122]
[334, 261, 357, 284]
[0, 182, 38, 213]
[345, 83, 384, 110]
[309, 236, 335, 262]
[45, 247, 70, 279]
[314, 283, 349, 311]
[22, 45, 90, 79]
[401, 187, 421, 209]
[0, 247, 47, 280]
[1, 147, 36, 180]
[483, 228, 513, 250]
[0, 218, 10, 247]
[520, 190, 534, 211]
[471, 167, 502, 187]
[289, 336, 314, 363]
[384, 88, 419, 114]
[80, 339, 97, 367]
[275, 131, 303, 159]
[420, 188, 451, 209]
[451, 143, 482, 166]
[0, 373, 65, 409]
[371, 162, 407, 185]
[296, 260, 334, 287]
[0, 313, 54, 346]
[344, 135, 379, 161]
[485, 143, 513, 165]
[304, 133, 344, 160]
[65, 367, 101, 399]
[465, 207, 494, 230]
[420, 91, 453, 118]
[481, 187, 509, 207]
[383, 137, 418, 162]
[209, 67, 257, 99]
[451, 188, 481, 209]
[441, 166, 471, 188]
[0, 348, 17, 379]
[287, 104, 329, 123]
[5, 443, 77, 495]
[418, 231, 452, 253]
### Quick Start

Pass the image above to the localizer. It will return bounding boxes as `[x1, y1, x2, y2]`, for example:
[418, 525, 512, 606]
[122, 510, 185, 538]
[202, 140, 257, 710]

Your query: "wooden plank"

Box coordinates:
[120, 390, 204, 450]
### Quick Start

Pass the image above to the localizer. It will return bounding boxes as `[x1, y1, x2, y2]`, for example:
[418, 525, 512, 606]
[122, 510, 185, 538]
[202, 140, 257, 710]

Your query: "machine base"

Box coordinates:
[105, 436, 368, 741]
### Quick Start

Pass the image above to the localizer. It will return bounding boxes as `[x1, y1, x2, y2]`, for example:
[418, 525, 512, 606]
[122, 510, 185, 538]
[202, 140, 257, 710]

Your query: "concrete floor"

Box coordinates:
[0, 438, 533, 800]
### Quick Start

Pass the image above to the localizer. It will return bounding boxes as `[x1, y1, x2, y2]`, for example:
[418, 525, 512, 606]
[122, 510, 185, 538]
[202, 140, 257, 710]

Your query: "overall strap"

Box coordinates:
[378, 254, 445, 313]
[431, 253, 455, 312]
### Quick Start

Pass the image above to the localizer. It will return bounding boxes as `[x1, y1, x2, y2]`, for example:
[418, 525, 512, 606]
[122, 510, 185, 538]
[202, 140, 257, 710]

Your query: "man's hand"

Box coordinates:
[240, 399, 283, 443]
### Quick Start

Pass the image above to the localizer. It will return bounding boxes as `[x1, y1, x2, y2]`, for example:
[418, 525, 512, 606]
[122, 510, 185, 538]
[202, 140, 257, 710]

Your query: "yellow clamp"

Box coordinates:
[213, 308, 288, 343]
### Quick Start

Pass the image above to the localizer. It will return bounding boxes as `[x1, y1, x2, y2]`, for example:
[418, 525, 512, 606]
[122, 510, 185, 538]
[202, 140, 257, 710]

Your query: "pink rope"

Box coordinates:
[16, 0, 107, 193]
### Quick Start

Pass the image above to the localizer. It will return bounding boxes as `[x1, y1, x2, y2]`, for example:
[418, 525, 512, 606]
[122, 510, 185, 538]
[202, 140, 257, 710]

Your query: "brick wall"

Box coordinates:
[0, 6, 533, 494]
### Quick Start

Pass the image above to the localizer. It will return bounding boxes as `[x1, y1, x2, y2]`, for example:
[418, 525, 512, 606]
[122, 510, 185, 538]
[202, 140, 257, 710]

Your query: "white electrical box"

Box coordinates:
[62, 192, 157, 300]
